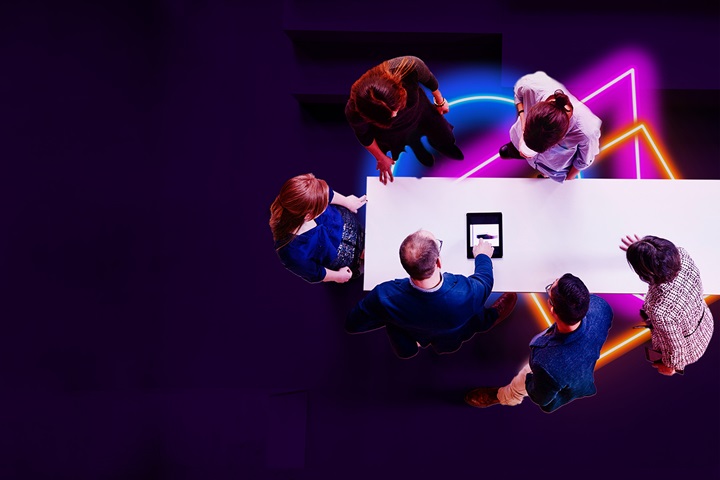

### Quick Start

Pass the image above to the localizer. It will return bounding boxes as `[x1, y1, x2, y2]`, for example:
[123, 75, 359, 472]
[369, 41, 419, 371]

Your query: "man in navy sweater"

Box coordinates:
[465, 273, 613, 412]
[346, 229, 517, 359]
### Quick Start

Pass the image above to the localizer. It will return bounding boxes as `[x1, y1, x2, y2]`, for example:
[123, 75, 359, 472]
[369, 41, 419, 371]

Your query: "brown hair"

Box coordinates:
[349, 58, 415, 128]
[625, 236, 682, 285]
[523, 90, 574, 153]
[399, 230, 440, 280]
[269, 173, 329, 249]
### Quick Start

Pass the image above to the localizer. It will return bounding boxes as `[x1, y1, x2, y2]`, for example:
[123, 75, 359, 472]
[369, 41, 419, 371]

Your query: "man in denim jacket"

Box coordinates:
[465, 273, 613, 412]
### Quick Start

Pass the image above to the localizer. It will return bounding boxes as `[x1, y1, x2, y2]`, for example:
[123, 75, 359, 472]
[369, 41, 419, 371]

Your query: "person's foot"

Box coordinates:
[435, 143, 464, 160]
[411, 145, 436, 167]
[499, 142, 523, 159]
[465, 387, 500, 408]
[491, 292, 518, 325]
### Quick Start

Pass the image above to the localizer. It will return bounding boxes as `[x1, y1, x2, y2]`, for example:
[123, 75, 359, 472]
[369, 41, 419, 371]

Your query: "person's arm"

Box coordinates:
[512, 76, 533, 157]
[469, 239, 495, 309]
[567, 118, 601, 179]
[401, 56, 449, 115]
[647, 308, 687, 375]
[346, 289, 388, 333]
[323, 266, 353, 284]
[346, 103, 396, 185]
[619, 234, 642, 251]
[565, 165, 581, 180]
[330, 191, 368, 213]
[516, 101, 526, 131]
[565, 140, 592, 181]
[431, 89, 449, 114]
[386, 324, 420, 359]
[364, 140, 395, 185]
[525, 365, 564, 411]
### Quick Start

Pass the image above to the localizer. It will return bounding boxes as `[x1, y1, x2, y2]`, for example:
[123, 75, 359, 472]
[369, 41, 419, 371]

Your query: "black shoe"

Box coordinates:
[434, 143, 464, 160]
[499, 142, 523, 159]
[411, 144, 436, 167]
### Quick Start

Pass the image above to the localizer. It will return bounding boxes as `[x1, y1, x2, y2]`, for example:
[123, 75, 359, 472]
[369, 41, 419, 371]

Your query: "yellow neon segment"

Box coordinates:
[529, 293, 553, 328]
[599, 124, 644, 152]
[599, 329, 650, 360]
[640, 125, 676, 179]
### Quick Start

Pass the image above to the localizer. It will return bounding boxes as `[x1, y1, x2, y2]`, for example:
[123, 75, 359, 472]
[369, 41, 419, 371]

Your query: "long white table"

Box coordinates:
[363, 177, 720, 294]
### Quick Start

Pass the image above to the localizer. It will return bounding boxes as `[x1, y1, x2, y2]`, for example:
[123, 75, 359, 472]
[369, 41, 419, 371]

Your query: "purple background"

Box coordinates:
[1, 1, 718, 478]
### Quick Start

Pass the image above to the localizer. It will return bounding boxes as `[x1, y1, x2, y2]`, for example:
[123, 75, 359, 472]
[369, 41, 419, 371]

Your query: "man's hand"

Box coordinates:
[652, 363, 676, 376]
[344, 195, 368, 213]
[436, 103, 449, 115]
[473, 238, 494, 258]
[376, 155, 395, 185]
[619, 234, 642, 251]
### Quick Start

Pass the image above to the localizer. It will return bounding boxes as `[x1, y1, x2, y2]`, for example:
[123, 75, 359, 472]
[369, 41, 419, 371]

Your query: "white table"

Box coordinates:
[363, 177, 720, 294]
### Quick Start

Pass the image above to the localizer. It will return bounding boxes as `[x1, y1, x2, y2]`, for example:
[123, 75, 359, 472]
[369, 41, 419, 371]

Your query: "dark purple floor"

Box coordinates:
[0, 1, 718, 479]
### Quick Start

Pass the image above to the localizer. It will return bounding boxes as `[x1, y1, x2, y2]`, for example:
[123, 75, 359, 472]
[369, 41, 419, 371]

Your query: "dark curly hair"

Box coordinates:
[625, 236, 681, 285]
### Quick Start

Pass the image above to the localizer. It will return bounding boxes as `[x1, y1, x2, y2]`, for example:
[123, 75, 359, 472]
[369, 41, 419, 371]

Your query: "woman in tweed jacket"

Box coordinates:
[620, 235, 714, 375]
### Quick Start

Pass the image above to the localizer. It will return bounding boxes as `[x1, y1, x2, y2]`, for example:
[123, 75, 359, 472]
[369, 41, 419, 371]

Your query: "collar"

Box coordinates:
[530, 318, 587, 347]
[409, 272, 444, 293]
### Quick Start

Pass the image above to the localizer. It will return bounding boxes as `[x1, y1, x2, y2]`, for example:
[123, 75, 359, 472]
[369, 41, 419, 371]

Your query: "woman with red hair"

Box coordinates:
[346, 56, 464, 185]
[270, 173, 367, 283]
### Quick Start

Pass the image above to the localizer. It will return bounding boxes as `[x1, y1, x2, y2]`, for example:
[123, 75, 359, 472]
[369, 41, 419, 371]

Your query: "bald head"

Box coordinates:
[399, 230, 440, 280]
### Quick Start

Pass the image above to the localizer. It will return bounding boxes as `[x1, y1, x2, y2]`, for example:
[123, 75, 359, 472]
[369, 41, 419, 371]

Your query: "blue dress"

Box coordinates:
[276, 190, 364, 283]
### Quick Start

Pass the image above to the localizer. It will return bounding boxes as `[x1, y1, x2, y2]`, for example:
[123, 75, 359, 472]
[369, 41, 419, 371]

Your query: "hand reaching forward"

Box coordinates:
[473, 238, 494, 258]
[619, 234, 642, 251]
[344, 195, 368, 213]
[376, 155, 395, 185]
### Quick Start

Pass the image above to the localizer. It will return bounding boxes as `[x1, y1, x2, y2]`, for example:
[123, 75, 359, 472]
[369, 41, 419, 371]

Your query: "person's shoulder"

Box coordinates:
[588, 295, 613, 328]
[571, 102, 602, 133]
[518, 71, 551, 83]
[374, 278, 411, 293]
[678, 246, 693, 264]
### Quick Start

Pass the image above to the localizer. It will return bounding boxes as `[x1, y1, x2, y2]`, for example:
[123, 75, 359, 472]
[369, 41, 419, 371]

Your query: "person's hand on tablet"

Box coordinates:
[473, 238, 494, 258]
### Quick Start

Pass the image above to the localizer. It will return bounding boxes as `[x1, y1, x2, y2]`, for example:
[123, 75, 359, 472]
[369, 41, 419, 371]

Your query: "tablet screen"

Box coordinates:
[466, 212, 503, 258]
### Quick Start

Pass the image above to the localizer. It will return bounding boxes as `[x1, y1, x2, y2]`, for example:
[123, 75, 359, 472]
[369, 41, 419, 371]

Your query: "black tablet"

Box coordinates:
[466, 212, 503, 259]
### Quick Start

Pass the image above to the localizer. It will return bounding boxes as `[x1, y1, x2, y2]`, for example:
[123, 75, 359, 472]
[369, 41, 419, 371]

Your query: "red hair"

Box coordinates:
[269, 173, 329, 248]
[349, 58, 414, 128]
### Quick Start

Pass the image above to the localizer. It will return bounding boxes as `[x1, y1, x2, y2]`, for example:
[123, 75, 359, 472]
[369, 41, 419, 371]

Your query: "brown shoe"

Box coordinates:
[465, 387, 500, 408]
[491, 292, 518, 325]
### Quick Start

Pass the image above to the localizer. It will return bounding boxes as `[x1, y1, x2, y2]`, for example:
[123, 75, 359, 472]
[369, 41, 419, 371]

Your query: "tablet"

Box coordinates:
[466, 212, 503, 259]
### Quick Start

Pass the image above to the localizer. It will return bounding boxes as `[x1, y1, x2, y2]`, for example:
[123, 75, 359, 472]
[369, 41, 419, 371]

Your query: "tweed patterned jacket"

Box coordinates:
[644, 247, 714, 371]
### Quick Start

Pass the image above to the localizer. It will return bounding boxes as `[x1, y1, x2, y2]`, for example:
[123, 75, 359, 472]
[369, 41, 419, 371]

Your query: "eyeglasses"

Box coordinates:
[437, 239, 443, 252]
[545, 282, 554, 307]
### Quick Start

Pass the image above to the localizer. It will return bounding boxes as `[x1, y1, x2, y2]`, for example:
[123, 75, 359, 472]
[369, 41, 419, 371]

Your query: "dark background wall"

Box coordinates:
[0, 1, 718, 479]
